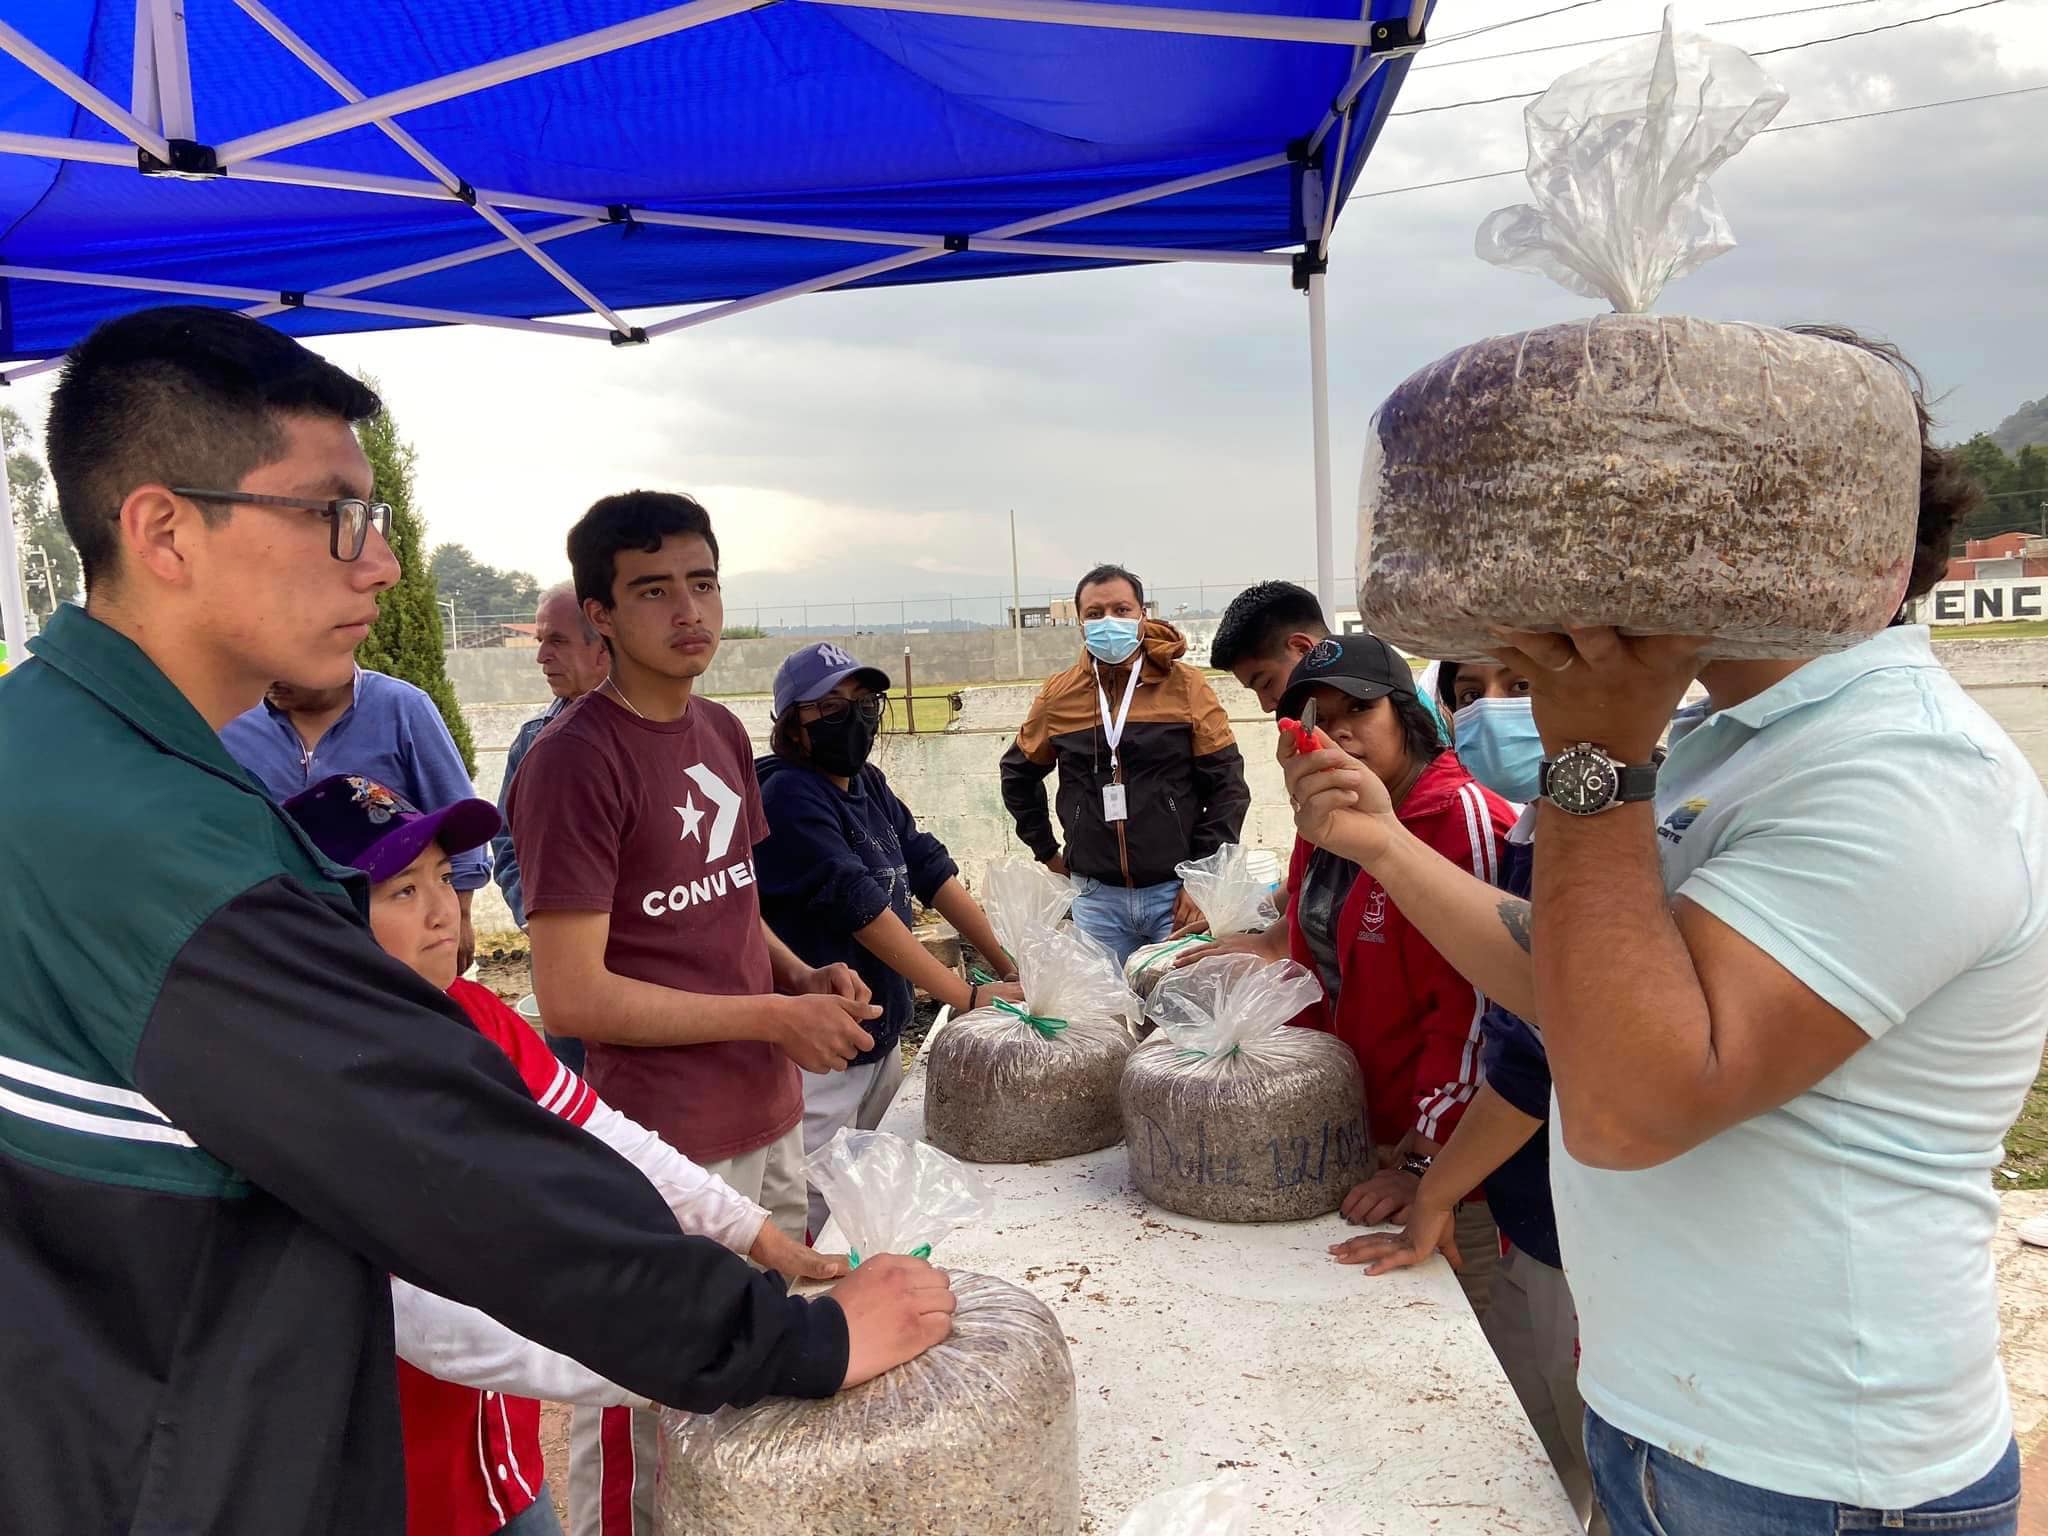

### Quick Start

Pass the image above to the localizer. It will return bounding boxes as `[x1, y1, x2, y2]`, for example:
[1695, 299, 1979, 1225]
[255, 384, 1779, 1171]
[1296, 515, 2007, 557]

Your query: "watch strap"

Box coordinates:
[1616, 762, 1659, 802]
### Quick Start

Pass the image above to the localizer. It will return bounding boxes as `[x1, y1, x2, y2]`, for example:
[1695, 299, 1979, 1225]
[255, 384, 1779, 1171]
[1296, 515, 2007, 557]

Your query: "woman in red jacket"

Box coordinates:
[1201, 633, 1513, 1313]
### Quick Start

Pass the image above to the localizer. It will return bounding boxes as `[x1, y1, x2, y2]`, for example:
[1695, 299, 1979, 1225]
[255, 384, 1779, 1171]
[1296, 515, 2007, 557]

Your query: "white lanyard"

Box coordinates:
[1094, 656, 1144, 779]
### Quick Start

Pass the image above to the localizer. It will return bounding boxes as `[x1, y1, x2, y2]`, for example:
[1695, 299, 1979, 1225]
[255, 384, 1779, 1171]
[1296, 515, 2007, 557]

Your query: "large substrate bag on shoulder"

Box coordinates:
[1121, 955, 1369, 1222]
[926, 861, 1138, 1163]
[1123, 845, 1279, 1001]
[658, 1132, 1081, 1536]
[1356, 14, 1920, 662]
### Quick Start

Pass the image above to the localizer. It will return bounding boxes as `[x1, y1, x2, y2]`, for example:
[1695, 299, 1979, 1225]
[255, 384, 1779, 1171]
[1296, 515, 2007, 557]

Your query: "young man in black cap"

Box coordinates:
[0, 306, 951, 1536]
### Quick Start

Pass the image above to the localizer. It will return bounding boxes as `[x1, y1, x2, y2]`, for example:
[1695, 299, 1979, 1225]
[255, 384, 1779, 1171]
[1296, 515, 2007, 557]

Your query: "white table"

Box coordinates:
[821, 1020, 1584, 1535]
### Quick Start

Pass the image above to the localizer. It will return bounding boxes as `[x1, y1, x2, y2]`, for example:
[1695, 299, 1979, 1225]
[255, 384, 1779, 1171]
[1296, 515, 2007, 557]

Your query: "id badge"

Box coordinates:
[1102, 783, 1129, 822]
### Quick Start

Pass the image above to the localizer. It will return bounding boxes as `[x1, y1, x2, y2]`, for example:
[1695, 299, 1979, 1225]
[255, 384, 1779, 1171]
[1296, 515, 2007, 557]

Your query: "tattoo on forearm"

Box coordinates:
[1498, 898, 1533, 954]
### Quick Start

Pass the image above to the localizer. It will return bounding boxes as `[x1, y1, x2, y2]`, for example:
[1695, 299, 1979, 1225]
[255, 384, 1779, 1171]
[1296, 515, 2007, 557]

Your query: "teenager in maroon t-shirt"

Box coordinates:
[508, 491, 890, 1536]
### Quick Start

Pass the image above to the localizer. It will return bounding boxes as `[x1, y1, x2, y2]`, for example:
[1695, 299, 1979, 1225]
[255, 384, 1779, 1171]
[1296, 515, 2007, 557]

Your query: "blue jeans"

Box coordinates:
[1585, 1410, 2020, 1535]
[1070, 876, 1179, 968]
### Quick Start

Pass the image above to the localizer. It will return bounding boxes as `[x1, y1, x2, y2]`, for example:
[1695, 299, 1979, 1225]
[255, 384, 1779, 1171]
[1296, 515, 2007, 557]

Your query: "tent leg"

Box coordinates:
[1307, 268, 1336, 623]
[0, 444, 27, 668]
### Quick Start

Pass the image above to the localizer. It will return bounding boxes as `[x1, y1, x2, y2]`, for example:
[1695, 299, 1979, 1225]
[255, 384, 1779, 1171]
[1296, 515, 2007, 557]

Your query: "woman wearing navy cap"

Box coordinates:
[754, 643, 1023, 1236]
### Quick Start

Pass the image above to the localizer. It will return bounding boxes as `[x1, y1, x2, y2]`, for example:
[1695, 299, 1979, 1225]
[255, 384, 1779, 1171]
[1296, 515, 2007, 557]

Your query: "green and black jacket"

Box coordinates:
[1000, 620, 1250, 887]
[0, 607, 846, 1535]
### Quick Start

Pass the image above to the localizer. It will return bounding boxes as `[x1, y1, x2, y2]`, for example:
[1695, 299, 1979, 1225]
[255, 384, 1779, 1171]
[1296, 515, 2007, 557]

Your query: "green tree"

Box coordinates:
[353, 381, 476, 777]
[1954, 434, 2028, 546]
[3, 405, 82, 618]
[430, 542, 540, 622]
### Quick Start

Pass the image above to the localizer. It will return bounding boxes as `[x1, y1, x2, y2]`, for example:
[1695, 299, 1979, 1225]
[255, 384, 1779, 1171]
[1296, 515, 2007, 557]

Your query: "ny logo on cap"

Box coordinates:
[816, 643, 858, 669]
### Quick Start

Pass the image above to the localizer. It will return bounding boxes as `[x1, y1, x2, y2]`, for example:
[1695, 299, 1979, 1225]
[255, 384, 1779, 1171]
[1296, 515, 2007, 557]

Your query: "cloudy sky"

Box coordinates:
[9, 0, 2043, 628]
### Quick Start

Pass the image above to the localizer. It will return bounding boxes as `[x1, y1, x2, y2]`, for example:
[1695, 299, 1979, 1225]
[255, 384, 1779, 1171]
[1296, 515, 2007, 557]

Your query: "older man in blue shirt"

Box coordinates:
[222, 666, 490, 969]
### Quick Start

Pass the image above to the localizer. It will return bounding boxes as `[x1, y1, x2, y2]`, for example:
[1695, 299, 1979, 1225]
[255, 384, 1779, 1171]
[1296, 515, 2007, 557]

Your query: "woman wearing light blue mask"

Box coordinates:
[1438, 662, 1542, 806]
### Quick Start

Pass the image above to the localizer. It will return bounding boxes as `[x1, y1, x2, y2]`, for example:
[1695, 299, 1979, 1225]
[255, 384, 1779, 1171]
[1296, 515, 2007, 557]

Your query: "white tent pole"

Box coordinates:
[0, 131, 1292, 267]
[0, 264, 617, 340]
[1308, 269, 1336, 622]
[643, 150, 1290, 340]
[232, 0, 637, 337]
[147, 0, 196, 141]
[798, 0, 1377, 47]
[0, 424, 26, 669]
[215, 0, 764, 166]
[0, 19, 171, 161]
[131, 2, 160, 128]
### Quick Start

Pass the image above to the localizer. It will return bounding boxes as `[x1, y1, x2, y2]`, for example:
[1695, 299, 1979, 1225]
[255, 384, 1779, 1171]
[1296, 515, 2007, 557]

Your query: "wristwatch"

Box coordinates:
[1540, 742, 1659, 817]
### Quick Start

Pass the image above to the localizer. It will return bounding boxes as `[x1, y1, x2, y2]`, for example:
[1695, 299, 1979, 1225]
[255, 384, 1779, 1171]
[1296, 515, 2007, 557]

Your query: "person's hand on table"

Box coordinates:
[1330, 1198, 1463, 1275]
[1340, 1169, 1421, 1226]
[976, 980, 1028, 1007]
[751, 1225, 851, 1283]
[1488, 627, 1707, 763]
[834, 1253, 957, 1388]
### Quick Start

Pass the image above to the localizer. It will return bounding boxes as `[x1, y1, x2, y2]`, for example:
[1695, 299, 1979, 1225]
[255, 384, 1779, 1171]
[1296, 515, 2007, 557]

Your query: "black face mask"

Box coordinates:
[806, 712, 877, 777]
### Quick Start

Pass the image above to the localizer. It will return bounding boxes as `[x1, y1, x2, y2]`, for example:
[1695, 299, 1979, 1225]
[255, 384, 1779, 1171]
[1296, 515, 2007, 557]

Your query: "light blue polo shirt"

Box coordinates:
[1552, 625, 2048, 1509]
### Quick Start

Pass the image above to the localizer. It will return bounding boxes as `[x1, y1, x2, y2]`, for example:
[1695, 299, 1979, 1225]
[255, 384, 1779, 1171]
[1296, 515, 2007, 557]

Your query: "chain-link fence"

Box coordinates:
[438, 578, 1334, 652]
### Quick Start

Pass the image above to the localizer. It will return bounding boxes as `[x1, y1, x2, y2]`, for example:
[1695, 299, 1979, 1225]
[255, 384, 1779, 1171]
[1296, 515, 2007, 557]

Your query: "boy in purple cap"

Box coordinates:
[283, 772, 844, 1536]
[755, 643, 1023, 1236]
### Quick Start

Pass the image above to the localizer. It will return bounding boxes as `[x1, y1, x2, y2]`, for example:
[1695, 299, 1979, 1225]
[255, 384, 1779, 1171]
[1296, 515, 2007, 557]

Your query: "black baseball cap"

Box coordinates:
[1277, 633, 1417, 717]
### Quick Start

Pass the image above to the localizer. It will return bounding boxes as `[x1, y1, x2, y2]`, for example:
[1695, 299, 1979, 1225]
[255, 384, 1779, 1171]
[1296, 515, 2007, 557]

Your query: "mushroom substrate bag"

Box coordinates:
[925, 860, 1138, 1163]
[1356, 14, 1920, 661]
[658, 1133, 1080, 1535]
[1121, 956, 1369, 1223]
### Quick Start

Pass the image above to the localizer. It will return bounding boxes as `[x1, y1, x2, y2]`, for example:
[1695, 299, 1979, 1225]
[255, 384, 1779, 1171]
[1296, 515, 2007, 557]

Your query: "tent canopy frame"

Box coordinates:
[0, 0, 1431, 660]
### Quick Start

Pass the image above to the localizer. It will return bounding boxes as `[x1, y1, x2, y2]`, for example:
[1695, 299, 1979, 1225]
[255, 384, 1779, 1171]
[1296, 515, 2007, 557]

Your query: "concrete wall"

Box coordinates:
[444, 625, 1086, 707]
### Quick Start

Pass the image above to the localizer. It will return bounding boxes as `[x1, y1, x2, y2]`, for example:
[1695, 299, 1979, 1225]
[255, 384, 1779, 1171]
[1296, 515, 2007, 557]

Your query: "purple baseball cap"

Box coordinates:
[284, 774, 502, 885]
[771, 642, 891, 718]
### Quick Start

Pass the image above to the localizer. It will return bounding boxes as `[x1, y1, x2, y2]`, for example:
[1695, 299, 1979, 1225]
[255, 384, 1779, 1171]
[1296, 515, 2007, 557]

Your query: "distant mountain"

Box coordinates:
[1992, 397, 2048, 455]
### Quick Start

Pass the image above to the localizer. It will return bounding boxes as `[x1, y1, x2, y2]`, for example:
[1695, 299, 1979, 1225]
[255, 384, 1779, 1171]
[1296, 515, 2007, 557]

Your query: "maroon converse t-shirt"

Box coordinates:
[507, 690, 798, 1161]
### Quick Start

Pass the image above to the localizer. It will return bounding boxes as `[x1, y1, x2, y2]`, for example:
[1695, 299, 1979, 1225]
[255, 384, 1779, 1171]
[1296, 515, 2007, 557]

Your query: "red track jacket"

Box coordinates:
[1287, 752, 1515, 1150]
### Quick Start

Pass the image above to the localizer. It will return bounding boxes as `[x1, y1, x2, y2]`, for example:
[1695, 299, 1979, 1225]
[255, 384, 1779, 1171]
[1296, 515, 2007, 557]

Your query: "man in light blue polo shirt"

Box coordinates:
[1281, 333, 2044, 1533]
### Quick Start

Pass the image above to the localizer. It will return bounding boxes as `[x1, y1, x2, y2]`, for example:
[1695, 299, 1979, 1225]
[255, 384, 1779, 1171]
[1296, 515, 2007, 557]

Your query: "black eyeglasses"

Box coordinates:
[807, 693, 886, 725]
[172, 488, 393, 562]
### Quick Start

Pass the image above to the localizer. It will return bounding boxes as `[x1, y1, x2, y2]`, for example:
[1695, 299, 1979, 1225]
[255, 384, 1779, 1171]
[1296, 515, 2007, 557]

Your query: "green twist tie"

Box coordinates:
[848, 1244, 932, 1268]
[993, 997, 1069, 1039]
[968, 965, 999, 986]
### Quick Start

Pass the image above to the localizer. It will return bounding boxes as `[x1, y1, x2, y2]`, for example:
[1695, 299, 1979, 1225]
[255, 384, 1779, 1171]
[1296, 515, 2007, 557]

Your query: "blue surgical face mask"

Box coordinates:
[1083, 616, 1142, 665]
[1453, 696, 1544, 804]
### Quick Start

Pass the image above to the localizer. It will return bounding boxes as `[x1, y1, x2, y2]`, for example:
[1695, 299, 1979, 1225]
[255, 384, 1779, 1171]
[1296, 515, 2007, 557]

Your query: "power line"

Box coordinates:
[1428, 0, 1612, 50]
[1415, 0, 1910, 71]
[1394, 0, 2006, 114]
[1355, 79, 2048, 197]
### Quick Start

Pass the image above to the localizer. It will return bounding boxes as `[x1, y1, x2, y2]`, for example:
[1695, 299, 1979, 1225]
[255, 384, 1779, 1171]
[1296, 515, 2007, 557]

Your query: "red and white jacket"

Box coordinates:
[392, 980, 770, 1536]
[1286, 753, 1515, 1151]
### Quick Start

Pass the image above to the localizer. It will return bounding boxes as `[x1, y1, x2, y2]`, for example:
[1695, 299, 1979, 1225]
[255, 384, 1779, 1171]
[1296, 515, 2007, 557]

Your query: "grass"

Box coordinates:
[885, 687, 961, 734]
[1932, 620, 2048, 642]
[2006, 1054, 2048, 1189]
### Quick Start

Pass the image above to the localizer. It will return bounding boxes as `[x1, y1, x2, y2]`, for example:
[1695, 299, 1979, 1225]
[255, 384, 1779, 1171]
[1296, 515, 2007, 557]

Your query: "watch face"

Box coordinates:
[1547, 749, 1620, 815]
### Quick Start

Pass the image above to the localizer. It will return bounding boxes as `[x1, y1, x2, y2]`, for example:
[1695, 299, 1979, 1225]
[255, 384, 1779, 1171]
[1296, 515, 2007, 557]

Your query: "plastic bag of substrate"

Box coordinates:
[1116, 1473, 1254, 1536]
[926, 860, 1138, 1163]
[1356, 10, 1919, 662]
[1122, 955, 1368, 1222]
[658, 1131, 1080, 1536]
[1124, 845, 1280, 1000]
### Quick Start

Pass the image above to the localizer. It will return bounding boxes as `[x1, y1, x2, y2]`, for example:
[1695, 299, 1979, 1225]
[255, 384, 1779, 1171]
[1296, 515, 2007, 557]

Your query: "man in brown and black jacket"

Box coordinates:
[1000, 563, 1251, 965]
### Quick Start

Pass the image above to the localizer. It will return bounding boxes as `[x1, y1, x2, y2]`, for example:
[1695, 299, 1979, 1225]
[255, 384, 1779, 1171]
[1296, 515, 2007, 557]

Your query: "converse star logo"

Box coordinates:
[681, 763, 742, 860]
[675, 797, 707, 843]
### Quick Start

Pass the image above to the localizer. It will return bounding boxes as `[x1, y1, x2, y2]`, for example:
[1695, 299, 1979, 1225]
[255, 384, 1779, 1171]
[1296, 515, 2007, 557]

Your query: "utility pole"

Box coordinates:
[1010, 509, 1024, 680]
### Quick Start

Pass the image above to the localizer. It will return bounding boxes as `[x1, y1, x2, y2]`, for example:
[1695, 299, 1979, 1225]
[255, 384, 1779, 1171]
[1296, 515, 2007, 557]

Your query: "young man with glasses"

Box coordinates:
[507, 495, 889, 1536]
[0, 307, 953, 1536]
[755, 642, 1025, 1238]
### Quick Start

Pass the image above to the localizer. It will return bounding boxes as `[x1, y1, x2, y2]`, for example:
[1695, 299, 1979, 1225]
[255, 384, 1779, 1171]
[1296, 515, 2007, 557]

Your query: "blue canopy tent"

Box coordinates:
[0, 0, 1434, 660]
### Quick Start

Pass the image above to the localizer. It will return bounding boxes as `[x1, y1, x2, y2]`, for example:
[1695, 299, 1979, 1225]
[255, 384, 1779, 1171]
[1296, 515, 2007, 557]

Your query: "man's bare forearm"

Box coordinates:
[1531, 802, 1711, 1165]
[528, 917, 788, 1048]
[1368, 827, 1537, 1021]
[856, 907, 971, 1011]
